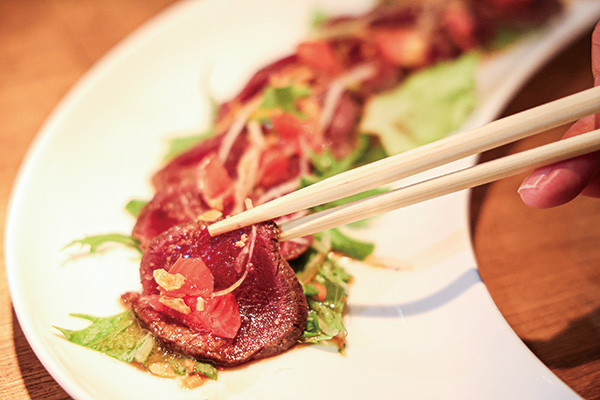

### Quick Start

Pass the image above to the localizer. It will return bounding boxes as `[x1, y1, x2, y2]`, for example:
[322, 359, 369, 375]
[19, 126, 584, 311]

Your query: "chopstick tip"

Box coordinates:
[208, 214, 248, 237]
[207, 220, 230, 237]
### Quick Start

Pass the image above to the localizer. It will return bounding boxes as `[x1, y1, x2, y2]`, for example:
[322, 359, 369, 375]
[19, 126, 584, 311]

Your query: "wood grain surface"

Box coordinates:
[1, 1, 599, 399]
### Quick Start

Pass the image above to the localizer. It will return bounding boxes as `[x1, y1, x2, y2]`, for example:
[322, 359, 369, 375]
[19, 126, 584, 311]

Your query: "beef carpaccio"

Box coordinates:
[123, 221, 307, 366]
[61, 0, 563, 386]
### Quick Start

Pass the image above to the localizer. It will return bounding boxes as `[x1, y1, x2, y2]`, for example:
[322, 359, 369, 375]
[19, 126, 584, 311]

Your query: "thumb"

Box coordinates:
[592, 21, 600, 127]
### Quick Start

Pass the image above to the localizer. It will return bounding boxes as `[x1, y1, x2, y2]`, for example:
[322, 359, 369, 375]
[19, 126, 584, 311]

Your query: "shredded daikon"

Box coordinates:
[247, 119, 266, 148]
[320, 80, 345, 132]
[319, 63, 376, 131]
[196, 296, 205, 311]
[211, 268, 249, 298]
[298, 251, 327, 285]
[256, 178, 301, 205]
[133, 333, 155, 364]
[232, 150, 260, 214]
[231, 121, 265, 214]
[231, 224, 257, 275]
[218, 97, 261, 163]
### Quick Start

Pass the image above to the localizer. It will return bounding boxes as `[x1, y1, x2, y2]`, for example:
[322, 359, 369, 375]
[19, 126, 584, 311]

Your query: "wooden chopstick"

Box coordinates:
[208, 86, 600, 237]
[279, 128, 600, 241]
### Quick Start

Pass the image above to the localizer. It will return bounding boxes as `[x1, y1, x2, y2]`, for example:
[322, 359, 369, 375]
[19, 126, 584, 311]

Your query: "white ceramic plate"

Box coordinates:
[6, 1, 600, 399]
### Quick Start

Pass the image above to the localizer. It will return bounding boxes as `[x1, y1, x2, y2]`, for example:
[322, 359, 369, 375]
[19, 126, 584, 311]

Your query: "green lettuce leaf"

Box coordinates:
[360, 52, 479, 155]
[55, 311, 150, 363]
[56, 310, 218, 379]
[301, 135, 388, 221]
[164, 129, 214, 161]
[125, 199, 148, 218]
[64, 233, 141, 254]
[297, 254, 351, 347]
[311, 9, 329, 29]
[323, 228, 374, 260]
[260, 84, 311, 117]
[303, 134, 371, 186]
[301, 282, 320, 296]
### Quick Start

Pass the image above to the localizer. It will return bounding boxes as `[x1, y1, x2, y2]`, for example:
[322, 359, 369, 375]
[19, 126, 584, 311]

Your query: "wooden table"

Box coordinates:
[1, 1, 598, 399]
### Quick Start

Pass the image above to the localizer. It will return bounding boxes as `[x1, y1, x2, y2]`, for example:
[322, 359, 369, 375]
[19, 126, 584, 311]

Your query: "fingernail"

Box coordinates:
[518, 169, 549, 193]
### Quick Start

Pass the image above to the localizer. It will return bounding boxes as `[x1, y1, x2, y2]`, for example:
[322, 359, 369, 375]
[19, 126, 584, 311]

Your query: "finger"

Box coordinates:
[592, 21, 600, 84]
[591, 21, 600, 126]
[518, 115, 600, 208]
[518, 21, 600, 208]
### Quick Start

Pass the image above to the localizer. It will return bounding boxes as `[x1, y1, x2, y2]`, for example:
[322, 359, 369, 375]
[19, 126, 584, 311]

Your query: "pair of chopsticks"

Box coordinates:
[208, 86, 600, 241]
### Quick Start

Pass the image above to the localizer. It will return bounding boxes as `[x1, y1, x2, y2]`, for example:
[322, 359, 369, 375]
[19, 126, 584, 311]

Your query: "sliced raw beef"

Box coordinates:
[151, 133, 248, 191]
[133, 183, 216, 249]
[123, 221, 308, 366]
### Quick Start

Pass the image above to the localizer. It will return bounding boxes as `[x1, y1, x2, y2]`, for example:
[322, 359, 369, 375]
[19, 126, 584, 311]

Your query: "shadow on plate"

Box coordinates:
[348, 267, 481, 317]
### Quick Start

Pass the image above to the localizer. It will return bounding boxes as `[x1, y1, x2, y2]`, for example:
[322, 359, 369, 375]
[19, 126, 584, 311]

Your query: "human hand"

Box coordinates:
[518, 22, 600, 208]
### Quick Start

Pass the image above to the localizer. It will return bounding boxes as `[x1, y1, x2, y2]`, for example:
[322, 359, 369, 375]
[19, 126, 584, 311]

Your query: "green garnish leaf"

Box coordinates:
[301, 310, 330, 341]
[301, 136, 386, 225]
[164, 129, 214, 161]
[323, 228, 374, 260]
[169, 357, 193, 376]
[297, 255, 350, 346]
[352, 138, 388, 166]
[302, 134, 375, 192]
[260, 84, 311, 117]
[57, 311, 219, 380]
[304, 300, 346, 339]
[301, 282, 320, 296]
[310, 9, 329, 29]
[55, 311, 150, 363]
[195, 361, 218, 380]
[64, 233, 141, 254]
[360, 53, 479, 155]
[125, 199, 148, 218]
[320, 256, 352, 287]
[309, 134, 370, 180]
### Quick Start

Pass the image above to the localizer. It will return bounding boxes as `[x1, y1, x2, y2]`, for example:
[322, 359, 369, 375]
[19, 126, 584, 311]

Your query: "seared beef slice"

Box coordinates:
[123, 221, 308, 366]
